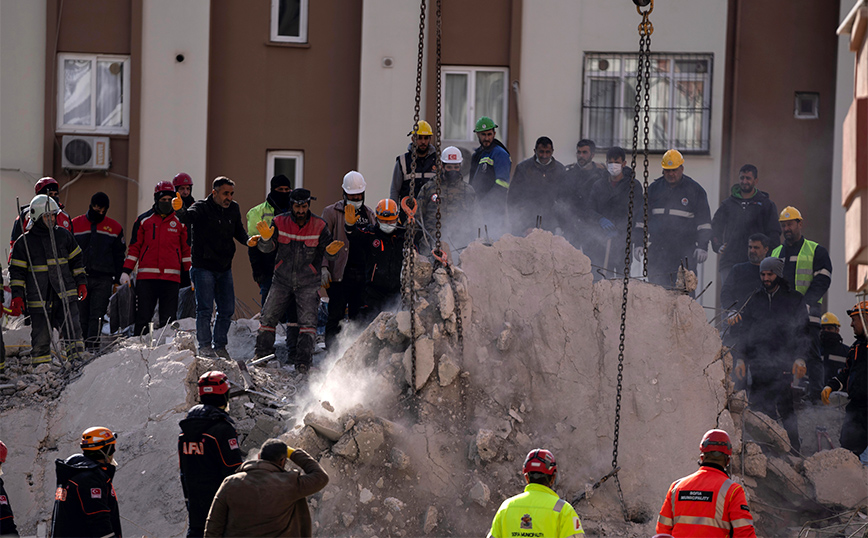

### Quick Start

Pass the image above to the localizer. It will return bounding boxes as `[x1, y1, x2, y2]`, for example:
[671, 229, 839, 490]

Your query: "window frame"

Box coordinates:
[266, 150, 304, 197]
[270, 0, 309, 44]
[56, 53, 131, 135]
[440, 65, 509, 145]
[581, 52, 713, 155]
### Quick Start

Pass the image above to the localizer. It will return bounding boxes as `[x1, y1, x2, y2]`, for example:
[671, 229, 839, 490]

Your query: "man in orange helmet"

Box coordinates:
[656, 429, 756, 537]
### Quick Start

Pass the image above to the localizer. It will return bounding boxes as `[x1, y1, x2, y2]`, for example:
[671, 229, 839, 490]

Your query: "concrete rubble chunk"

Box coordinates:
[332, 433, 359, 461]
[476, 429, 499, 461]
[281, 425, 329, 456]
[353, 421, 385, 464]
[717, 410, 740, 450]
[437, 354, 460, 386]
[804, 448, 868, 508]
[437, 281, 455, 320]
[304, 412, 345, 442]
[728, 390, 748, 415]
[742, 442, 767, 478]
[423, 506, 438, 534]
[360, 488, 374, 504]
[390, 448, 411, 470]
[496, 323, 513, 351]
[403, 337, 435, 390]
[765, 455, 808, 498]
[744, 410, 791, 454]
[383, 497, 405, 512]
[469, 480, 490, 506]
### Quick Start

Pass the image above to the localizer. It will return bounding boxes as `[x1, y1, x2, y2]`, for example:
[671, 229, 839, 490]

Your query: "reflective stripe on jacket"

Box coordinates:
[488, 483, 584, 538]
[72, 214, 125, 279]
[258, 213, 333, 289]
[9, 224, 86, 308]
[771, 239, 832, 325]
[124, 211, 191, 283]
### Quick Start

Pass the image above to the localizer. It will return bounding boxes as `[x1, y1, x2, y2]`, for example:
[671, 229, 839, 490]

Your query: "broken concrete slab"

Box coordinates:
[744, 410, 791, 455]
[353, 421, 385, 464]
[803, 448, 868, 508]
[475, 429, 499, 462]
[742, 442, 767, 478]
[437, 354, 460, 386]
[303, 412, 344, 442]
[403, 337, 434, 390]
[469, 480, 490, 506]
[765, 455, 808, 498]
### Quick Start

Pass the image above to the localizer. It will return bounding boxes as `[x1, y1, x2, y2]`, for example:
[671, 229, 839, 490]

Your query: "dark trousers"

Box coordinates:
[259, 274, 297, 361]
[186, 526, 204, 538]
[0, 328, 5, 373]
[325, 278, 366, 350]
[30, 294, 83, 364]
[363, 285, 400, 323]
[750, 372, 800, 451]
[805, 323, 824, 400]
[134, 279, 180, 336]
[256, 283, 318, 367]
[78, 274, 114, 349]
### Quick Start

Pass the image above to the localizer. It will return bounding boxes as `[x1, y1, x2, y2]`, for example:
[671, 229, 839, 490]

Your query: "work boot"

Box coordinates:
[295, 363, 310, 375]
[198, 346, 217, 358]
[214, 347, 231, 360]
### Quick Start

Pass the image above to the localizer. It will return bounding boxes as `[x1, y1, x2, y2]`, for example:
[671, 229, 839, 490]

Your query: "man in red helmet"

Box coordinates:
[9, 177, 71, 249]
[656, 429, 756, 537]
[488, 449, 584, 537]
[0, 440, 19, 537]
[178, 371, 242, 538]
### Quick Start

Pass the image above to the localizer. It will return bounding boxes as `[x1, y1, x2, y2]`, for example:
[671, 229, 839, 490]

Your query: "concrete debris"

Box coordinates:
[332, 434, 359, 461]
[352, 421, 385, 464]
[303, 412, 344, 442]
[390, 448, 411, 470]
[383, 497, 404, 512]
[496, 322, 513, 351]
[469, 480, 490, 506]
[402, 336, 434, 390]
[803, 449, 868, 508]
[321, 400, 334, 412]
[744, 410, 791, 454]
[765, 455, 808, 498]
[742, 442, 768, 478]
[359, 488, 374, 504]
[437, 354, 460, 386]
[341, 513, 354, 527]
[423, 506, 438, 534]
[508, 408, 524, 423]
[675, 266, 698, 293]
[475, 429, 499, 462]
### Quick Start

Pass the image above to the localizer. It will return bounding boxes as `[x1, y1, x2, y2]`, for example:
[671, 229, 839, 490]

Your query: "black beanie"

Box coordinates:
[270, 174, 292, 192]
[91, 191, 110, 208]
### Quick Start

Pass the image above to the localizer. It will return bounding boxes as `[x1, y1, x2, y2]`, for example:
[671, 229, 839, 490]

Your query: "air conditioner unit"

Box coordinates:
[61, 135, 111, 170]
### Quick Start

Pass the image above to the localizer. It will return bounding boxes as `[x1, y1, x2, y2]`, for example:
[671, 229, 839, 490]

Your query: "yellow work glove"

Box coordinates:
[247, 235, 261, 247]
[735, 360, 746, 381]
[820, 386, 832, 405]
[171, 192, 184, 211]
[286, 446, 295, 459]
[726, 312, 742, 326]
[344, 204, 358, 226]
[325, 240, 344, 256]
[256, 220, 274, 240]
[792, 358, 807, 380]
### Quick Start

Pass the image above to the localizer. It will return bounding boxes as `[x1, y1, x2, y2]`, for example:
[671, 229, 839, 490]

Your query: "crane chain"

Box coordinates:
[433, 0, 443, 260]
[612, 0, 654, 523]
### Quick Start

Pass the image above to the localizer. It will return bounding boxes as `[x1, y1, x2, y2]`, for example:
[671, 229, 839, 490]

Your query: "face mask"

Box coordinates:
[271, 191, 290, 210]
[819, 331, 839, 345]
[607, 163, 623, 177]
[379, 222, 397, 234]
[445, 171, 462, 182]
[157, 201, 174, 215]
[347, 199, 363, 210]
[87, 207, 106, 223]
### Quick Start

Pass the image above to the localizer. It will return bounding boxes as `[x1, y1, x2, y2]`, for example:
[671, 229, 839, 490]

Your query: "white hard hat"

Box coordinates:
[28, 194, 60, 229]
[441, 146, 463, 164]
[342, 171, 366, 194]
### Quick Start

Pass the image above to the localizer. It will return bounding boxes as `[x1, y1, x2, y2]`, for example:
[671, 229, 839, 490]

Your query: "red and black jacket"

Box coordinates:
[72, 214, 126, 280]
[123, 207, 191, 283]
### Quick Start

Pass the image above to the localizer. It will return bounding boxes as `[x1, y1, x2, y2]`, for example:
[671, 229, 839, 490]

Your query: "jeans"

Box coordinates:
[190, 268, 235, 350]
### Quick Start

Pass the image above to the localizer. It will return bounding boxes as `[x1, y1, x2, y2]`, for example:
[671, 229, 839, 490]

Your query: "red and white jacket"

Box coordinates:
[123, 211, 191, 283]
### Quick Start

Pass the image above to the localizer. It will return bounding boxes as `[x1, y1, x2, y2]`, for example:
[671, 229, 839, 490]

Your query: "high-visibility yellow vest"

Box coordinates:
[772, 239, 821, 302]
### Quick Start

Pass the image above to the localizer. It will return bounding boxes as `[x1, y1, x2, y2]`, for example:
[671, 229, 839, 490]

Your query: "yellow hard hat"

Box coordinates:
[820, 312, 840, 326]
[409, 120, 434, 137]
[661, 149, 684, 170]
[779, 206, 803, 222]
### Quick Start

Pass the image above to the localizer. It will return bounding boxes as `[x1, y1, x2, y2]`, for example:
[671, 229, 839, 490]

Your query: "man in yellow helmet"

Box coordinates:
[820, 312, 850, 386]
[771, 206, 832, 401]
[390, 120, 439, 206]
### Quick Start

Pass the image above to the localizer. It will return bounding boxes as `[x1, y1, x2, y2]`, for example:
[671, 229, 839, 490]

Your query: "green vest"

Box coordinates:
[246, 200, 277, 236]
[772, 239, 820, 302]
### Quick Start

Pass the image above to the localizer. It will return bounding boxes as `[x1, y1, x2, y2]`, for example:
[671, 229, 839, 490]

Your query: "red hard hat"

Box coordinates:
[35, 177, 59, 195]
[198, 371, 230, 396]
[700, 429, 732, 456]
[0, 440, 7, 463]
[155, 181, 175, 194]
[173, 172, 193, 187]
[523, 448, 557, 475]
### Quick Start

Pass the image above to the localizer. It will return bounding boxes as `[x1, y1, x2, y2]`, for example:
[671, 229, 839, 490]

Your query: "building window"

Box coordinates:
[266, 150, 303, 196]
[441, 66, 508, 143]
[270, 0, 308, 43]
[57, 54, 130, 135]
[582, 53, 713, 154]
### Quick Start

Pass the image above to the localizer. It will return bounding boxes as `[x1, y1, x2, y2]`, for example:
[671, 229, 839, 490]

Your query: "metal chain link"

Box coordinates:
[641, 17, 652, 278]
[433, 0, 443, 259]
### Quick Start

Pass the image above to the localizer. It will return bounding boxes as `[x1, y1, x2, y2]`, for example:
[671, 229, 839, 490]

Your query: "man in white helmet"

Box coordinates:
[321, 171, 376, 349]
[417, 146, 478, 258]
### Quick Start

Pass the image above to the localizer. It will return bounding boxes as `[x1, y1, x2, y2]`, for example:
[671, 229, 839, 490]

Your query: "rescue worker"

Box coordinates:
[71, 192, 126, 351]
[246, 174, 293, 306]
[344, 199, 406, 319]
[821, 301, 867, 464]
[819, 312, 851, 386]
[711, 164, 781, 283]
[560, 139, 606, 251]
[656, 429, 756, 537]
[122, 182, 191, 337]
[51, 427, 122, 538]
[249, 189, 342, 373]
[720, 234, 769, 313]
[204, 439, 329, 537]
[417, 146, 477, 257]
[771, 206, 832, 401]
[178, 371, 243, 538]
[587, 146, 642, 277]
[174, 177, 249, 358]
[321, 171, 375, 350]
[469, 116, 511, 225]
[0, 262, 7, 377]
[9, 177, 72, 249]
[636, 150, 712, 287]
[732, 257, 807, 452]
[390, 120, 438, 206]
[173, 172, 196, 287]
[9, 194, 87, 365]
[507, 136, 566, 235]
[0, 440, 19, 537]
[487, 449, 584, 537]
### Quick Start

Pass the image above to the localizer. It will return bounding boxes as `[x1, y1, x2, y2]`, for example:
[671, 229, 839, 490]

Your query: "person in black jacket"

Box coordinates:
[51, 427, 121, 538]
[711, 164, 781, 283]
[720, 233, 769, 313]
[174, 177, 249, 358]
[178, 371, 243, 538]
[0, 440, 18, 537]
[819, 312, 851, 386]
[559, 139, 607, 253]
[732, 257, 808, 452]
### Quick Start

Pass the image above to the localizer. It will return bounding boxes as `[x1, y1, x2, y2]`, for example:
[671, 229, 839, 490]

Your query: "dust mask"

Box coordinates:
[607, 163, 622, 177]
[379, 222, 397, 234]
[347, 200, 363, 210]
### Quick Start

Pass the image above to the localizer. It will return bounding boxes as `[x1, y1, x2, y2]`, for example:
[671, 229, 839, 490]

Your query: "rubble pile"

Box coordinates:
[1, 229, 866, 537]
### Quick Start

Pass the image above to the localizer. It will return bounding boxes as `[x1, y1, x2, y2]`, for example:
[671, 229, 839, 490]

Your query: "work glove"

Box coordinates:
[599, 217, 616, 233]
[325, 241, 345, 256]
[119, 272, 132, 287]
[255, 220, 274, 240]
[718, 242, 727, 256]
[9, 297, 24, 317]
[792, 358, 807, 380]
[171, 192, 184, 211]
[694, 248, 708, 264]
[820, 386, 832, 405]
[247, 235, 261, 247]
[725, 312, 742, 326]
[632, 245, 643, 262]
[321, 267, 331, 289]
[286, 446, 295, 459]
[77, 284, 88, 301]
[345, 204, 358, 226]
[735, 359, 746, 381]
